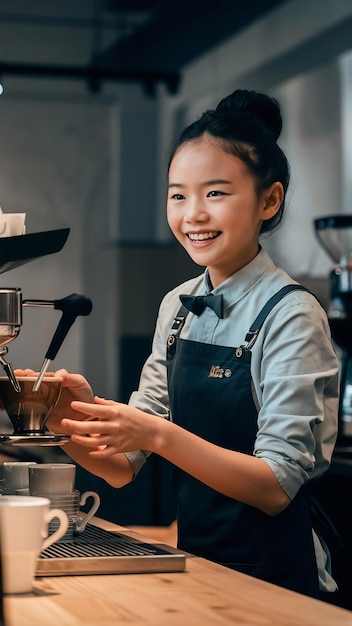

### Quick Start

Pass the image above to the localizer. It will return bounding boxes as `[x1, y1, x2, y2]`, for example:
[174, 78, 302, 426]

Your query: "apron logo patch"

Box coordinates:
[208, 365, 232, 378]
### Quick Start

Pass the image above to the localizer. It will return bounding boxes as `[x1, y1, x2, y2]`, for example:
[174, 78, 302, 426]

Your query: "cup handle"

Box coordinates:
[75, 491, 100, 534]
[42, 508, 69, 551]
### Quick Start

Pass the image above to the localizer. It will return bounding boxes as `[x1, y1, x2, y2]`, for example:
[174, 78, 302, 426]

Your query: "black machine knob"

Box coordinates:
[45, 293, 93, 361]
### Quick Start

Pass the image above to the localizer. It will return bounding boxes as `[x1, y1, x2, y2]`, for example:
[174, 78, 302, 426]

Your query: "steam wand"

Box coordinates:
[22, 294, 93, 392]
[0, 347, 21, 392]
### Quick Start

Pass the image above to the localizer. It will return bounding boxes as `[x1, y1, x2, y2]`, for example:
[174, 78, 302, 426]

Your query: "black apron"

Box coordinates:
[166, 285, 320, 598]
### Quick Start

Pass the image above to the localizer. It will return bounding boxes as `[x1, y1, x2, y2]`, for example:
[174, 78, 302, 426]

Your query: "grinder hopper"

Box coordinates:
[314, 214, 352, 446]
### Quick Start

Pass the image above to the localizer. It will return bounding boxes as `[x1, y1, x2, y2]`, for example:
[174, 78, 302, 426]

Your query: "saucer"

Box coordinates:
[0, 433, 70, 447]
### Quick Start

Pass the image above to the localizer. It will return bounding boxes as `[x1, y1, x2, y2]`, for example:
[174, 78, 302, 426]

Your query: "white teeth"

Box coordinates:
[188, 232, 219, 241]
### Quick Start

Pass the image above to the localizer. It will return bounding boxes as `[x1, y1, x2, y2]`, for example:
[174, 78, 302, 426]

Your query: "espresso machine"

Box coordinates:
[314, 214, 352, 450]
[0, 227, 92, 446]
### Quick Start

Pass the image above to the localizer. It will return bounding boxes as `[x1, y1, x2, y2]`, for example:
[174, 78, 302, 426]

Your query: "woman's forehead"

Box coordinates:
[169, 138, 250, 180]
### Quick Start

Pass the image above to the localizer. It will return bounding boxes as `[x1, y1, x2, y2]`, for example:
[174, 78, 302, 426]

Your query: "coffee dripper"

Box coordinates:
[0, 227, 92, 446]
[314, 214, 352, 449]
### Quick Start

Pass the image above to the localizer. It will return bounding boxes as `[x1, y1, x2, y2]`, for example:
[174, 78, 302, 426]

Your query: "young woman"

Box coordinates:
[40, 89, 339, 598]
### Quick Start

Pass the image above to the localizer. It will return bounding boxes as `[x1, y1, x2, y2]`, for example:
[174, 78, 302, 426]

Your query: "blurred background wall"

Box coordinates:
[0, 0, 351, 526]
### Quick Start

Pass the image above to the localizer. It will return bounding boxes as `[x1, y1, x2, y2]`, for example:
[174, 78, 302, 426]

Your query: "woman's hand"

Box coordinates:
[61, 396, 162, 458]
[14, 368, 94, 434]
[12, 369, 136, 487]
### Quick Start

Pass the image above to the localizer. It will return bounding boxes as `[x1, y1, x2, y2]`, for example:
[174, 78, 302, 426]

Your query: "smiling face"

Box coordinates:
[167, 136, 283, 287]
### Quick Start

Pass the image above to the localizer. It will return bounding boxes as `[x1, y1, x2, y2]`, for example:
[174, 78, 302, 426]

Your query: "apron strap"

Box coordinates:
[244, 284, 310, 349]
[167, 304, 190, 346]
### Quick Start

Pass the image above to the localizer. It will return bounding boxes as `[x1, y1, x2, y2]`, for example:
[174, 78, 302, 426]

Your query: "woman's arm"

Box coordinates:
[61, 397, 291, 516]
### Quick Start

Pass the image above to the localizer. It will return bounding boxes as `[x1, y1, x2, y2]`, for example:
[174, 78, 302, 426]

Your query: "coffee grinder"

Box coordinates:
[0, 227, 92, 446]
[314, 214, 352, 450]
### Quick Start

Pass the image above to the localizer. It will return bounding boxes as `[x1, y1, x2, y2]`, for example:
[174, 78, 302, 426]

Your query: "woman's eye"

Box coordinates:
[170, 193, 184, 200]
[208, 190, 225, 197]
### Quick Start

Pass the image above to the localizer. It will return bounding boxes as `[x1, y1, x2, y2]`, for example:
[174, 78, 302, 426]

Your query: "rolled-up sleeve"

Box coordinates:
[253, 295, 339, 499]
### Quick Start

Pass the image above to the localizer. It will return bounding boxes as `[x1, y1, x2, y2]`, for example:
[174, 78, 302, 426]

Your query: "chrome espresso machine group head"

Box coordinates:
[0, 227, 92, 445]
[0, 287, 92, 392]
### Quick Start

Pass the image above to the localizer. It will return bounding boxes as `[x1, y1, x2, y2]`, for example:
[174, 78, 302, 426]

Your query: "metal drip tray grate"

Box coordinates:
[36, 524, 186, 576]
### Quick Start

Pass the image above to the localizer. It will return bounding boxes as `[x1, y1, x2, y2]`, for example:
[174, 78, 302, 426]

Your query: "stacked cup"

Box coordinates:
[28, 463, 100, 542]
[0, 461, 37, 495]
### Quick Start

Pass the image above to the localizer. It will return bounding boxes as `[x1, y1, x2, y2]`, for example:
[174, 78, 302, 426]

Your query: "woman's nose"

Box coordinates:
[184, 198, 207, 222]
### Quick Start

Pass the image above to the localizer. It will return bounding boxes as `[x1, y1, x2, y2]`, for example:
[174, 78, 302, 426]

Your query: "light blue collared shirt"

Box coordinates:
[127, 248, 339, 501]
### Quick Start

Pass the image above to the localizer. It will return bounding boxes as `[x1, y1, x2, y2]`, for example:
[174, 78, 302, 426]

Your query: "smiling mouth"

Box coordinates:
[187, 232, 221, 241]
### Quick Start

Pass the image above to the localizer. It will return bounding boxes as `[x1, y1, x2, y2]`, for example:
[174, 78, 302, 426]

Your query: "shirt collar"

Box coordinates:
[203, 248, 277, 308]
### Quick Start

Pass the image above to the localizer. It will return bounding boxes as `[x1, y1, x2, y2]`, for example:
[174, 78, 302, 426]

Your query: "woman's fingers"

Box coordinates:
[70, 400, 118, 419]
[61, 417, 102, 434]
[88, 446, 117, 458]
[62, 399, 150, 456]
[94, 396, 116, 406]
[70, 432, 107, 446]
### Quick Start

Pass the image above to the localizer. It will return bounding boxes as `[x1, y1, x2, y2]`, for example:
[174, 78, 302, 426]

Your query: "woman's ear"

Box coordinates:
[260, 182, 284, 221]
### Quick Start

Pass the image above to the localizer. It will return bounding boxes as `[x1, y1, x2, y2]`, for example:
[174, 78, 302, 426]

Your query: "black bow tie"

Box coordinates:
[179, 293, 224, 318]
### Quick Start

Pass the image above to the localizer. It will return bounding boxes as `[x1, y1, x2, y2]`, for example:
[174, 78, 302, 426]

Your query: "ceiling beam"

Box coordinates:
[0, 60, 180, 95]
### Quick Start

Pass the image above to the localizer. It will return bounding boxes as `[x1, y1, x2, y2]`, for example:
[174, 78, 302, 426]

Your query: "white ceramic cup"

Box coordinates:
[0, 495, 69, 594]
[28, 463, 76, 496]
[47, 490, 101, 541]
[0, 461, 37, 495]
[75, 490, 101, 533]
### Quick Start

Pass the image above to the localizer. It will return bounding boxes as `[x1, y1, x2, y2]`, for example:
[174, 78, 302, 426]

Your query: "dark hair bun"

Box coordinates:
[216, 89, 282, 140]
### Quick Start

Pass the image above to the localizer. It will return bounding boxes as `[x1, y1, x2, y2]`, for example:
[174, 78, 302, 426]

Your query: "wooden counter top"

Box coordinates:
[3, 518, 352, 626]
